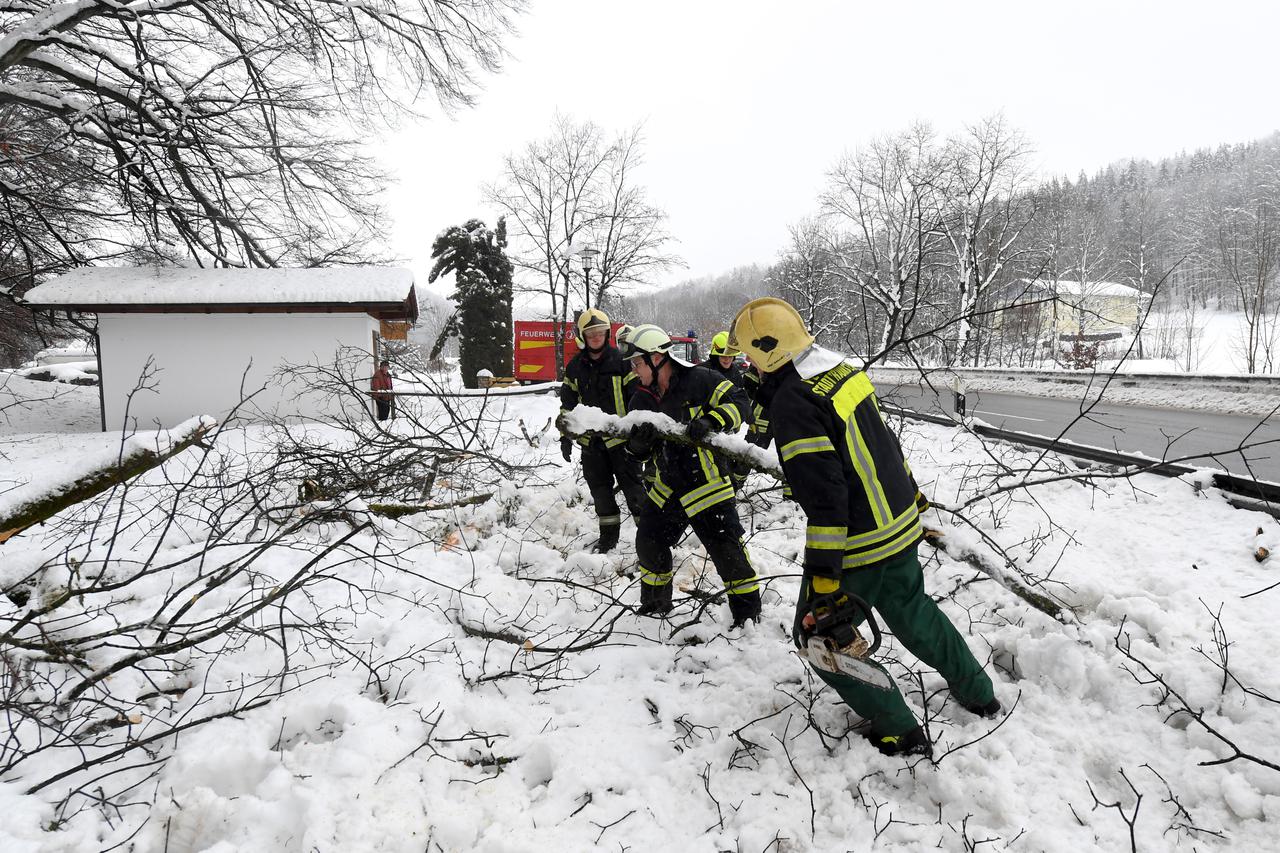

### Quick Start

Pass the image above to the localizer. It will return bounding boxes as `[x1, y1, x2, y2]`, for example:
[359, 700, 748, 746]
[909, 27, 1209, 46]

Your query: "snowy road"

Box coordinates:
[879, 383, 1280, 484]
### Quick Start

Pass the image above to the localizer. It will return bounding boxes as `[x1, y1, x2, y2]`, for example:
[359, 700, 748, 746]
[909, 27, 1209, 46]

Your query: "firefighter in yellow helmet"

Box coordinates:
[729, 297, 999, 758]
[619, 324, 761, 627]
[698, 330, 755, 489]
[559, 309, 646, 553]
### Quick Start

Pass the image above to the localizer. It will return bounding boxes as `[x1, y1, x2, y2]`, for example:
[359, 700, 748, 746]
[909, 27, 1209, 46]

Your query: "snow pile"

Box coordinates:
[0, 416, 214, 538]
[8, 360, 99, 386]
[0, 373, 100, 435]
[1, 390, 1278, 851]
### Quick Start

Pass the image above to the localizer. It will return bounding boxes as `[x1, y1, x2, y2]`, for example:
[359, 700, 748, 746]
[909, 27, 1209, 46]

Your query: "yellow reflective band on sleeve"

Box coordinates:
[709, 381, 743, 429]
[806, 525, 847, 550]
[780, 436, 836, 462]
[564, 378, 579, 391]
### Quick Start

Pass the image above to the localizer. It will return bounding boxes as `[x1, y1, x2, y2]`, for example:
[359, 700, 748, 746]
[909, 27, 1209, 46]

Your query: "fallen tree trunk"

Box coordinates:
[555, 409, 781, 476]
[0, 417, 216, 545]
[367, 494, 494, 518]
[921, 527, 1071, 623]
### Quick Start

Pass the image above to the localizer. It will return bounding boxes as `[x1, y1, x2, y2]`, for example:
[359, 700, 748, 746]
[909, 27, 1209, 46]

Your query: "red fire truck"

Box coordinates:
[513, 320, 699, 382]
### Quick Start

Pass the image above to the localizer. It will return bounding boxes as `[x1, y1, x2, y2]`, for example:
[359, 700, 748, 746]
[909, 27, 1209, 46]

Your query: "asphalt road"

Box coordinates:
[875, 381, 1280, 484]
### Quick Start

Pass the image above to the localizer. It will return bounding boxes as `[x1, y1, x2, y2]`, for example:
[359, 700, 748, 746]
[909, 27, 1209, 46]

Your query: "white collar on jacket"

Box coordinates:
[792, 344, 850, 380]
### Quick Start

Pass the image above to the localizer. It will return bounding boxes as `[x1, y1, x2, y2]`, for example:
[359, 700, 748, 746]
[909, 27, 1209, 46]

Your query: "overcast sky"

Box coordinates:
[381, 0, 1280, 298]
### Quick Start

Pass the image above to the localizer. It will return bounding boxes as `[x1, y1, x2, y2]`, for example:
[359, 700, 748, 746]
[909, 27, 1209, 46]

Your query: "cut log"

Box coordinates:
[0, 418, 216, 545]
[367, 494, 494, 518]
[555, 411, 781, 476]
[922, 527, 1071, 622]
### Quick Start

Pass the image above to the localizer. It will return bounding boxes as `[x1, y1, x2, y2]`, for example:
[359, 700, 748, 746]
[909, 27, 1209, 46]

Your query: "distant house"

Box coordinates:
[23, 267, 417, 430]
[1003, 278, 1146, 343]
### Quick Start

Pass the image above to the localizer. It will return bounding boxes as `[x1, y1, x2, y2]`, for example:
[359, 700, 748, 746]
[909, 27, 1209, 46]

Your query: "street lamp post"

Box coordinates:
[580, 246, 599, 309]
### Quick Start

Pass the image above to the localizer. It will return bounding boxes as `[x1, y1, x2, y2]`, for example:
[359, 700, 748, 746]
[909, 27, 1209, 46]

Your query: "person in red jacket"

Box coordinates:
[371, 359, 394, 421]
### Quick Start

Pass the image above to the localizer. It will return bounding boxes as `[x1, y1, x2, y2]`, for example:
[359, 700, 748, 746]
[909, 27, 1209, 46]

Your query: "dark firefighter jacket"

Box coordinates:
[759, 346, 926, 577]
[560, 345, 638, 449]
[699, 357, 747, 387]
[741, 369, 771, 449]
[629, 364, 750, 516]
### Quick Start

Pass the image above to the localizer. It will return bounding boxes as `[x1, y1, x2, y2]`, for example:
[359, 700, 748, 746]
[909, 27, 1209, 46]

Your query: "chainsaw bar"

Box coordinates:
[797, 636, 895, 691]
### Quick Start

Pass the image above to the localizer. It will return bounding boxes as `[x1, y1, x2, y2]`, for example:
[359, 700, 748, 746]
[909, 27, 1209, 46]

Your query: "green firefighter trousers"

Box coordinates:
[794, 547, 995, 738]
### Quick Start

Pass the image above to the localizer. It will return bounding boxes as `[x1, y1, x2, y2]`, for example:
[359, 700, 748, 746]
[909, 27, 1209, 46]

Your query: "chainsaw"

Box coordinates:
[795, 591, 894, 691]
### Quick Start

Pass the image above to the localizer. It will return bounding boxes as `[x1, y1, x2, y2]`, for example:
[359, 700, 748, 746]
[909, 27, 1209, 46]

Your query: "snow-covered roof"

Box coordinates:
[23, 267, 416, 311]
[1022, 278, 1144, 298]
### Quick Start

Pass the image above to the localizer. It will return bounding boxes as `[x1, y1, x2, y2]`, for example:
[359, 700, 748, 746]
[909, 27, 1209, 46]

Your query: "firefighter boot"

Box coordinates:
[728, 590, 762, 629]
[637, 580, 673, 617]
[870, 725, 933, 759]
[594, 524, 621, 554]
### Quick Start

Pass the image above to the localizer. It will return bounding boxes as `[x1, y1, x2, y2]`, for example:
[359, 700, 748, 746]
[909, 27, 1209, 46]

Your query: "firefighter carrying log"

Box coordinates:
[619, 324, 762, 627]
[729, 297, 1000, 758]
[559, 309, 647, 553]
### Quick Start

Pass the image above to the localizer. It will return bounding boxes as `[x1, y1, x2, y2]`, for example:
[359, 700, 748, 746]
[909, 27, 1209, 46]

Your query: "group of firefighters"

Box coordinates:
[559, 298, 1000, 758]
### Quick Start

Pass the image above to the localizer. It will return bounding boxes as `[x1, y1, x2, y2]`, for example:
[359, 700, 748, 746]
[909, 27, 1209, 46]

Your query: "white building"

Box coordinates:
[23, 267, 418, 430]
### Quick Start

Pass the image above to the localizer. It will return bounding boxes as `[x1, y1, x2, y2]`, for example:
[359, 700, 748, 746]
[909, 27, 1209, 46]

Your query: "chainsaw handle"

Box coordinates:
[844, 593, 881, 656]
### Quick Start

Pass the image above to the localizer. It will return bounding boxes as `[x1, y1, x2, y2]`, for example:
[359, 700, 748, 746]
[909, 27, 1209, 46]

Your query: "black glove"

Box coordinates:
[560, 437, 573, 462]
[686, 416, 716, 442]
[627, 422, 658, 457]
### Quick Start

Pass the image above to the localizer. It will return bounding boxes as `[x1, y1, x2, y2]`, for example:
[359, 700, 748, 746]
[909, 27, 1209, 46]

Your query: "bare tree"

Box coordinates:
[485, 115, 680, 375]
[591, 126, 683, 307]
[938, 115, 1036, 366]
[1201, 152, 1280, 373]
[768, 217, 846, 346]
[819, 123, 950, 362]
[0, 0, 520, 280]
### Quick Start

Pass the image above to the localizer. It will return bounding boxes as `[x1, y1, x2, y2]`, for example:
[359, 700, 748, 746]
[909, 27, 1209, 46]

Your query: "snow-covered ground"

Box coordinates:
[0, 373, 101, 436]
[908, 371, 1280, 418]
[2, 381, 1279, 852]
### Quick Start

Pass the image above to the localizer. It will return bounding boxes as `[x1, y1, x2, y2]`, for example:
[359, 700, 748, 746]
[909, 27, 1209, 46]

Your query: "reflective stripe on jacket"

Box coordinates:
[560, 346, 637, 448]
[763, 357, 923, 575]
[629, 364, 749, 516]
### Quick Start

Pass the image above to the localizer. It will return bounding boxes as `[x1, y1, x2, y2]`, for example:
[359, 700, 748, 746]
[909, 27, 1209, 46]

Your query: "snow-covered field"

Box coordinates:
[2, 380, 1279, 852]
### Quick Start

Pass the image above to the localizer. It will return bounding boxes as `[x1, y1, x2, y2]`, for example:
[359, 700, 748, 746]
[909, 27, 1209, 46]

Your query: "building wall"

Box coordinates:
[97, 312, 379, 430]
[1052, 296, 1141, 336]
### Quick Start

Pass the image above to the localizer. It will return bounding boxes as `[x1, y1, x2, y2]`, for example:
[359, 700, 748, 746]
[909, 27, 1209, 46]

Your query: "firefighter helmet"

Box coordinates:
[576, 308, 611, 337]
[708, 331, 738, 358]
[619, 324, 693, 368]
[728, 298, 815, 373]
[615, 324, 635, 349]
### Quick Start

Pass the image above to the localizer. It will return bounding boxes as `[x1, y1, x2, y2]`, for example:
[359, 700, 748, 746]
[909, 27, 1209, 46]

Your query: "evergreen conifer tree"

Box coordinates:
[429, 218, 514, 387]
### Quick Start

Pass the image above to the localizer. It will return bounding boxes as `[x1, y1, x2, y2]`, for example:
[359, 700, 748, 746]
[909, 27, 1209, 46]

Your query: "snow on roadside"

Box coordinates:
[3, 390, 1279, 851]
[0, 373, 100, 435]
